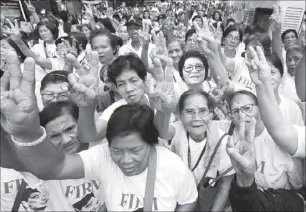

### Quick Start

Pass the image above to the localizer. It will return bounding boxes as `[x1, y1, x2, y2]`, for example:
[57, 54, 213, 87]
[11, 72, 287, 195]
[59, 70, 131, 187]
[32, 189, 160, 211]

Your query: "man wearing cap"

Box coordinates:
[118, 15, 156, 69]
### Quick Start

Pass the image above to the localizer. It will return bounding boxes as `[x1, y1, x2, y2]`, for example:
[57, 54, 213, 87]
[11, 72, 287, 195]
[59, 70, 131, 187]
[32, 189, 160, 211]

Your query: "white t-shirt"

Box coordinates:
[31, 42, 57, 59]
[221, 128, 304, 190]
[279, 95, 304, 126]
[98, 98, 128, 122]
[164, 121, 234, 185]
[279, 73, 300, 103]
[118, 42, 156, 70]
[1, 168, 47, 212]
[293, 125, 306, 158]
[79, 144, 198, 211]
[231, 57, 256, 91]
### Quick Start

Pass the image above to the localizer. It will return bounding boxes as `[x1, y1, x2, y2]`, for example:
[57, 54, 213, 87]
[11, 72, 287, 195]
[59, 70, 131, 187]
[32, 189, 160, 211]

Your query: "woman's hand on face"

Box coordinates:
[147, 56, 177, 112]
[245, 46, 271, 86]
[269, 4, 282, 32]
[226, 117, 257, 187]
[65, 51, 100, 108]
[0, 51, 41, 141]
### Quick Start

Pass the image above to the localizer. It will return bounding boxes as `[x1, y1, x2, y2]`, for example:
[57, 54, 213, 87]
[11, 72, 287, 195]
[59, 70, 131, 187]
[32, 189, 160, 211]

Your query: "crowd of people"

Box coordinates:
[0, 0, 305, 211]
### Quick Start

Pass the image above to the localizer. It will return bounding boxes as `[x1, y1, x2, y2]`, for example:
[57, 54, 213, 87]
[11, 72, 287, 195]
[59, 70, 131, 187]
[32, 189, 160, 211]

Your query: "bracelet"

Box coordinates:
[11, 126, 47, 147]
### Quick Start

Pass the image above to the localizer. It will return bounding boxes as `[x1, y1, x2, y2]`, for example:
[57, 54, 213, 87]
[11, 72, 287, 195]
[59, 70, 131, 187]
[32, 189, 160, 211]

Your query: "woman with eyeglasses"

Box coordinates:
[155, 89, 234, 211]
[175, 51, 216, 100]
[223, 89, 303, 191]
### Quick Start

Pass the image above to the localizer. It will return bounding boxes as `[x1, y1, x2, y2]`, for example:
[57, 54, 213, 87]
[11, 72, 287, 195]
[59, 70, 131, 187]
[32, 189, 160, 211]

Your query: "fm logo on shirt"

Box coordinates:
[65, 180, 100, 199]
[120, 193, 159, 210]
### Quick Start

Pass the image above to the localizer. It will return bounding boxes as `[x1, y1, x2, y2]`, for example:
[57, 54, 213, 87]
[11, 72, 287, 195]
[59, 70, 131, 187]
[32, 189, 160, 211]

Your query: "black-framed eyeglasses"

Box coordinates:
[229, 104, 257, 118]
[42, 92, 70, 101]
[183, 64, 204, 73]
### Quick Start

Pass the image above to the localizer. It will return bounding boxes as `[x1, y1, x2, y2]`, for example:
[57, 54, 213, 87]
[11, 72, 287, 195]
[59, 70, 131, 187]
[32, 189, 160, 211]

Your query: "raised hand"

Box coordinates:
[24, 0, 36, 13]
[147, 57, 177, 112]
[5, 19, 21, 40]
[139, 20, 151, 44]
[245, 46, 271, 85]
[83, 3, 94, 18]
[151, 31, 168, 58]
[64, 51, 100, 107]
[226, 117, 257, 187]
[0, 51, 41, 141]
[209, 77, 234, 107]
[194, 21, 219, 57]
[269, 4, 282, 31]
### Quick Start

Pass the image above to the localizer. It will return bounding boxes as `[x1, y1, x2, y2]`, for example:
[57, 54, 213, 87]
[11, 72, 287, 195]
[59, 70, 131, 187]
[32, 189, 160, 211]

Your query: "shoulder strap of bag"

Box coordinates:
[144, 146, 157, 212]
[191, 144, 207, 172]
[199, 122, 235, 186]
[12, 179, 27, 212]
[208, 166, 234, 187]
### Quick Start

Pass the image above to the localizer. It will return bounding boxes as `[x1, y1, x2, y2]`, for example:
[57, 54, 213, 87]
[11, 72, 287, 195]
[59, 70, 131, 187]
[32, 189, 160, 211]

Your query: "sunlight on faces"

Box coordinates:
[180, 94, 213, 139]
[230, 93, 260, 129]
[38, 25, 54, 41]
[167, 41, 183, 65]
[224, 30, 240, 50]
[110, 132, 151, 176]
[286, 50, 303, 76]
[45, 113, 80, 154]
[115, 69, 146, 104]
[41, 83, 69, 106]
[182, 57, 206, 85]
[91, 35, 116, 65]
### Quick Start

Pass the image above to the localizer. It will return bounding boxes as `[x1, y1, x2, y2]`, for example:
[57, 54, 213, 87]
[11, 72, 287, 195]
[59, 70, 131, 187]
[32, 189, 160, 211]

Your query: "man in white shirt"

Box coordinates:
[118, 15, 156, 69]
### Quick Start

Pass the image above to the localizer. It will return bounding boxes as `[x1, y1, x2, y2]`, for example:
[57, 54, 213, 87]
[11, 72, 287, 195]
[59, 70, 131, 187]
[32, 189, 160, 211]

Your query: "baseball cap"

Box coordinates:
[126, 15, 142, 27]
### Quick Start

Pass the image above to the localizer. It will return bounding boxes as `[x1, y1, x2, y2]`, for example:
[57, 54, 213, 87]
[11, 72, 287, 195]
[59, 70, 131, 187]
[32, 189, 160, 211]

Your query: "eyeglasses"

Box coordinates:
[42, 92, 69, 101]
[183, 108, 211, 118]
[229, 104, 257, 118]
[183, 64, 204, 73]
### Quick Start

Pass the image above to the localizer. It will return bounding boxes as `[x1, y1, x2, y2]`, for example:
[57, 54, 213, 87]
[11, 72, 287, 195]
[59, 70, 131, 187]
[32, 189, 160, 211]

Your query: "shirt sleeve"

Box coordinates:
[177, 164, 198, 205]
[292, 125, 305, 158]
[78, 144, 106, 179]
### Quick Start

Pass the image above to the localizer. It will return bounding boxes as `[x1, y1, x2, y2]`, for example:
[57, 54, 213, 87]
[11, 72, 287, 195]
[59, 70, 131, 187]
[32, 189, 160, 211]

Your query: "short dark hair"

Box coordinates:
[286, 43, 304, 56]
[229, 90, 258, 109]
[69, 31, 88, 51]
[178, 90, 214, 113]
[107, 53, 147, 86]
[0, 36, 27, 62]
[212, 11, 222, 21]
[36, 21, 59, 40]
[178, 51, 209, 81]
[89, 29, 118, 55]
[97, 18, 116, 33]
[185, 28, 196, 42]
[192, 15, 203, 23]
[40, 101, 79, 127]
[40, 70, 69, 92]
[106, 104, 159, 146]
[226, 18, 236, 26]
[281, 29, 298, 42]
[266, 53, 284, 76]
[244, 33, 272, 56]
[223, 25, 243, 42]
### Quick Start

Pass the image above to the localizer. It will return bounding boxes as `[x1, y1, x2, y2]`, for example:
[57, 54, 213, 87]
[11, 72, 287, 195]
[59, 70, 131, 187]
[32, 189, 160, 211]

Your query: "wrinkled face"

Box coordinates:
[186, 33, 198, 51]
[127, 24, 141, 41]
[182, 57, 206, 85]
[230, 93, 259, 128]
[168, 41, 183, 65]
[224, 30, 240, 50]
[82, 26, 91, 38]
[45, 112, 80, 154]
[41, 82, 69, 106]
[38, 25, 54, 41]
[286, 50, 303, 76]
[180, 94, 213, 138]
[115, 69, 146, 104]
[91, 35, 115, 65]
[110, 133, 151, 176]
[268, 61, 282, 92]
[0, 39, 15, 63]
[283, 31, 297, 49]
